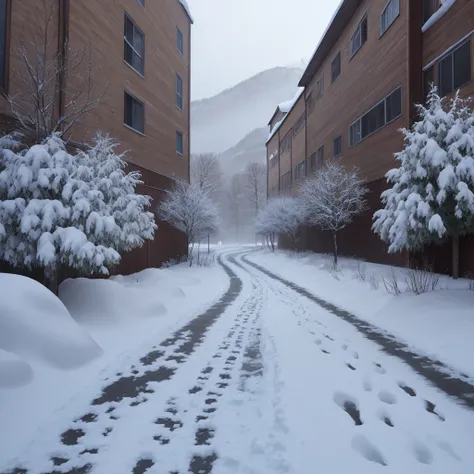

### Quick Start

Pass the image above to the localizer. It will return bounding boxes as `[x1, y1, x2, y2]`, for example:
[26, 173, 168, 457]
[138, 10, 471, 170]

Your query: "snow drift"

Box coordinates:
[0, 348, 33, 389]
[0, 273, 102, 370]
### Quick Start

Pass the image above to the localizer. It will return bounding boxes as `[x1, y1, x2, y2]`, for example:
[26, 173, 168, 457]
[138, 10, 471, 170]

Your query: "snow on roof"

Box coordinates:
[266, 88, 304, 144]
[178, 0, 194, 23]
[422, 0, 456, 33]
[279, 99, 295, 113]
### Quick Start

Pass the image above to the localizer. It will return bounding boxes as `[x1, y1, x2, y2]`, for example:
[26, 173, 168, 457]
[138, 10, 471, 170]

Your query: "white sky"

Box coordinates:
[187, 0, 341, 100]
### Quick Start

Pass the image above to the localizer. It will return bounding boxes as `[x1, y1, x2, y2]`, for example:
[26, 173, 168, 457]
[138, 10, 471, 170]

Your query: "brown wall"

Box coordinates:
[305, 0, 410, 185]
[266, 133, 280, 196]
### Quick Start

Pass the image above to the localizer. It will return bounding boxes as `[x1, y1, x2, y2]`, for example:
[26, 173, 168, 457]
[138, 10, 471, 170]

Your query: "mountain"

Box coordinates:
[218, 127, 269, 175]
[191, 66, 303, 155]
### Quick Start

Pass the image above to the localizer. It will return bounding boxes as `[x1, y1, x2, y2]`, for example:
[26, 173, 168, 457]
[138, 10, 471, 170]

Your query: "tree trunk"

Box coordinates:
[270, 233, 275, 252]
[44, 264, 59, 295]
[333, 232, 338, 268]
[452, 235, 460, 279]
[208, 234, 210, 254]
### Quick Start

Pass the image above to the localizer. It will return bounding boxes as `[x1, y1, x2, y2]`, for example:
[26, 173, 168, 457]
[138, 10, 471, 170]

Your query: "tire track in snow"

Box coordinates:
[240, 251, 474, 409]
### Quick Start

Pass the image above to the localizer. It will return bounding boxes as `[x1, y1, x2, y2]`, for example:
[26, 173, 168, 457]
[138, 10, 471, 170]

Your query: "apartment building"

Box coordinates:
[266, 0, 474, 275]
[0, 0, 192, 275]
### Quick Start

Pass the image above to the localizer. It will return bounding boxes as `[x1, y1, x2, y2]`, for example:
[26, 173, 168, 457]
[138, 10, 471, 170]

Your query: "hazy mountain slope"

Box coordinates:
[219, 127, 268, 175]
[191, 66, 303, 154]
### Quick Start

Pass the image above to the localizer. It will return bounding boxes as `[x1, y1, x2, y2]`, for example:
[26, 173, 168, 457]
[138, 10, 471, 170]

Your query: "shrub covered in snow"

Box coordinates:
[158, 180, 219, 265]
[255, 196, 305, 251]
[0, 134, 156, 288]
[301, 160, 368, 266]
[373, 87, 474, 278]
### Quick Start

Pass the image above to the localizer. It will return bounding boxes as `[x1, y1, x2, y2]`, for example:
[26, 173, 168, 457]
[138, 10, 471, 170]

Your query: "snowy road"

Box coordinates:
[3, 248, 474, 474]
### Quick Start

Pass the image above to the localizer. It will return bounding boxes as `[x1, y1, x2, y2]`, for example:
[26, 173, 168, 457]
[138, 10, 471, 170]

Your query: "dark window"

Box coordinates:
[331, 52, 341, 82]
[137, 0, 144, 6]
[177, 27, 184, 54]
[176, 73, 183, 110]
[362, 100, 385, 137]
[333, 136, 342, 157]
[349, 120, 361, 146]
[311, 145, 324, 171]
[439, 41, 471, 96]
[423, 0, 440, 23]
[176, 131, 184, 155]
[124, 92, 145, 133]
[423, 66, 434, 102]
[280, 131, 292, 153]
[350, 87, 402, 146]
[0, 0, 8, 90]
[316, 75, 324, 99]
[294, 161, 306, 181]
[385, 87, 402, 122]
[293, 113, 305, 135]
[124, 14, 144, 75]
[381, 0, 400, 35]
[306, 91, 315, 114]
[351, 16, 368, 57]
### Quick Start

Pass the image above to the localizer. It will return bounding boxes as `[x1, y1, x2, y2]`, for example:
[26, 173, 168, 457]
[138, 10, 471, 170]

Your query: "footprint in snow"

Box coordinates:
[398, 382, 416, 397]
[378, 390, 397, 405]
[351, 435, 387, 466]
[374, 363, 386, 374]
[413, 440, 434, 464]
[333, 392, 363, 426]
[376, 407, 394, 427]
[363, 378, 373, 392]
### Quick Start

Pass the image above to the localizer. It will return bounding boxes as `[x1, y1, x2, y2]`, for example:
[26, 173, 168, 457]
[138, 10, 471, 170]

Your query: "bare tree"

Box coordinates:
[244, 162, 266, 216]
[191, 153, 223, 201]
[4, 1, 105, 143]
[159, 180, 219, 266]
[301, 160, 368, 267]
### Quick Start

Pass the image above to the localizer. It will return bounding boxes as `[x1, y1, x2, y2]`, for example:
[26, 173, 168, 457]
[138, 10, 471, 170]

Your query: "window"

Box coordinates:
[137, 0, 144, 6]
[349, 87, 402, 146]
[423, 66, 434, 102]
[293, 113, 305, 135]
[439, 40, 471, 96]
[306, 91, 315, 114]
[316, 75, 324, 99]
[124, 14, 144, 75]
[350, 16, 368, 57]
[294, 161, 306, 181]
[381, 0, 400, 35]
[280, 171, 292, 190]
[280, 131, 292, 153]
[124, 91, 145, 134]
[269, 153, 279, 169]
[423, 0, 440, 23]
[333, 136, 342, 157]
[331, 52, 341, 82]
[176, 73, 183, 110]
[310, 145, 324, 171]
[176, 131, 184, 155]
[177, 27, 184, 54]
[0, 0, 8, 90]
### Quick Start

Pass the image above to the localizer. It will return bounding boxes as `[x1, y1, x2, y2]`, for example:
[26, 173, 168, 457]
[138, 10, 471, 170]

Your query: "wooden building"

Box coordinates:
[0, 0, 192, 275]
[266, 0, 474, 275]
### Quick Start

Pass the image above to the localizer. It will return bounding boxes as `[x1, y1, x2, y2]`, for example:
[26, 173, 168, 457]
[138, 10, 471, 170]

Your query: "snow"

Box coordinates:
[422, 0, 456, 33]
[266, 88, 304, 143]
[0, 348, 33, 389]
[247, 249, 474, 379]
[0, 273, 102, 369]
[178, 0, 193, 23]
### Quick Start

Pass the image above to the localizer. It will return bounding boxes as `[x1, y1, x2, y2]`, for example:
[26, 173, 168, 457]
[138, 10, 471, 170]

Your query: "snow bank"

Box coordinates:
[0, 348, 33, 389]
[0, 273, 102, 370]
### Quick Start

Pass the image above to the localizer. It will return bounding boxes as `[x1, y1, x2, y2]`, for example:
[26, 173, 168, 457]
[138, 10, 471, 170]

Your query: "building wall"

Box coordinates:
[305, 0, 410, 185]
[266, 133, 280, 197]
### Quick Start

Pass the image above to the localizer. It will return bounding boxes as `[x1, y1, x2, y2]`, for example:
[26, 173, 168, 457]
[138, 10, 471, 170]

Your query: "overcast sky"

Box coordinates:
[187, 0, 341, 100]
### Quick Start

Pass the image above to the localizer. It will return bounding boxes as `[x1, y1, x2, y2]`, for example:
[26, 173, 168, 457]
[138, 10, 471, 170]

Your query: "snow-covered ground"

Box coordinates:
[1, 246, 473, 474]
[0, 258, 228, 469]
[247, 249, 474, 380]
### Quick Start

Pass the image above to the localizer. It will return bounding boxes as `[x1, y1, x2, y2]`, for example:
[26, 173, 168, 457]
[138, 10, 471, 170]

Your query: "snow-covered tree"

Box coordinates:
[158, 180, 219, 265]
[255, 196, 305, 251]
[301, 160, 368, 266]
[0, 134, 156, 291]
[373, 87, 474, 278]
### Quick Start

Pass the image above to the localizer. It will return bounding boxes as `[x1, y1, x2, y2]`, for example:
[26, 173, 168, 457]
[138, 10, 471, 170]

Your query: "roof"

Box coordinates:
[178, 0, 194, 23]
[266, 88, 304, 145]
[298, 0, 363, 87]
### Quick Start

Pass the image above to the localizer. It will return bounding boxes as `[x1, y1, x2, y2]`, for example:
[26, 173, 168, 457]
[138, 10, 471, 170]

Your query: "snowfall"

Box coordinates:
[1, 246, 474, 474]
